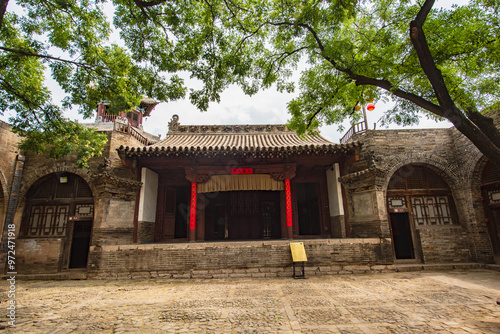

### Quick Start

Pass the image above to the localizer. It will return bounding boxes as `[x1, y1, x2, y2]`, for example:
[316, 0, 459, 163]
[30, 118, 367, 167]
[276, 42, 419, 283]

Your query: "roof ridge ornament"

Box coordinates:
[168, 114, 180, 132]
[173, 124, 290, 134]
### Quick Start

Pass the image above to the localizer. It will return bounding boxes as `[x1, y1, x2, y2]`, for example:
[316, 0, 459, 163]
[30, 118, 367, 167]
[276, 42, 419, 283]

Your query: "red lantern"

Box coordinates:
[366, 103, 375, 111]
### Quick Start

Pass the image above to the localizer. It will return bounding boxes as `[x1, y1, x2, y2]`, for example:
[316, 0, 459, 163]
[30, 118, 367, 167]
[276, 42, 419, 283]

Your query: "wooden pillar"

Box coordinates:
[189, 182, 197, 241]
[285, 179, 293, 239]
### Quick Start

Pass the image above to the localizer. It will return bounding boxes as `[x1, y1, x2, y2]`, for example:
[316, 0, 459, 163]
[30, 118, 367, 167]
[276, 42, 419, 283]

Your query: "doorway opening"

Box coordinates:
[389, 213, 415, 259]
[205, 191, 281, 240]
[481, 161, 500, 264]
[22, 173, 94, 269]
[69, 220, 92, 268]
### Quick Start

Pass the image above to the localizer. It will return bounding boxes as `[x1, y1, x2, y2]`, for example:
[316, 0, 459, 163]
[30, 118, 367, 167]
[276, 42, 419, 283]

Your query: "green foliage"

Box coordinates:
[0, 0, 186, 167]
[110, 0, 499, 135]
[2, 0, 500, 165]
[13, 118, 108, 168]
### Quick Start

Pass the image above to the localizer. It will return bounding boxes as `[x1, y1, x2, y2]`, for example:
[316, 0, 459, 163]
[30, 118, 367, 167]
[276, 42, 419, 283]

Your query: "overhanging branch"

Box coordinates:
[133, 0, 165, 9]
[0, 46, 96, 70]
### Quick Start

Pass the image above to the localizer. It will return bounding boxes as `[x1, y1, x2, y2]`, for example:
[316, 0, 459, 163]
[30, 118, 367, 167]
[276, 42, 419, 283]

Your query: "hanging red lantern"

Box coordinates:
[366, 103, 375, 111]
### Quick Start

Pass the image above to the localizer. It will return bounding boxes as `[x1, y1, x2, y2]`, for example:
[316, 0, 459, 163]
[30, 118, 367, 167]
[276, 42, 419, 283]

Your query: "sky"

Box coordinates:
[3, 0, 469, 143]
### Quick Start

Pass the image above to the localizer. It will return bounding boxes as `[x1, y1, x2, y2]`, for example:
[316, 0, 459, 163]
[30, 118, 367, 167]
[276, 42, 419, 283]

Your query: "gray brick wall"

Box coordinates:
[87, 239, 394, 278]
[344, 119, 497, 264]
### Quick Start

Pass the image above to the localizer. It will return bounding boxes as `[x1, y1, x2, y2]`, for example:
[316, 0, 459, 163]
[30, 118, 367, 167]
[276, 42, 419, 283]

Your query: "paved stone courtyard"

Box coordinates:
[1, 269, 499, 333]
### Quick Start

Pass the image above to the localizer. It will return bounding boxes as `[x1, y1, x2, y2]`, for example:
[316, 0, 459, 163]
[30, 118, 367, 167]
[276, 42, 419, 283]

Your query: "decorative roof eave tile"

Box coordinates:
[139, 97, 159, 117]
[117, 141, 362, 159]
[338, 167, 386, 185]
[117, 115, 362, 160]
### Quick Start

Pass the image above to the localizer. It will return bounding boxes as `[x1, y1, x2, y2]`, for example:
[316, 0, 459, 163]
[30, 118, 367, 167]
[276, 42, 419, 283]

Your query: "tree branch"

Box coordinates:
[414, 0, 434, 26]
[465, 108, 500, 148]
[263, 47, 308, 85]
[270, 20, 445, 118]
[0, 46, 96, 70]
[133, 0, 166, 9]
[409, 0, 455, 111]
[0, 77, 60, 129]
[306, 106, 323, 130]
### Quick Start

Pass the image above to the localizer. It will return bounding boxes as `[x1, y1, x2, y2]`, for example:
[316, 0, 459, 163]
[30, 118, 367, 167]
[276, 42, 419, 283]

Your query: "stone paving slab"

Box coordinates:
[1, 269, 499, 333]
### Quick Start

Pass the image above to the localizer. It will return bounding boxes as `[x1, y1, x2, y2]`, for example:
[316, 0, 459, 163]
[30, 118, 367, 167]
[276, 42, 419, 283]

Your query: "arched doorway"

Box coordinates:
[21, 173, 94, 269]
[481, 161, 500, 264]
[386, 165, 457, 261]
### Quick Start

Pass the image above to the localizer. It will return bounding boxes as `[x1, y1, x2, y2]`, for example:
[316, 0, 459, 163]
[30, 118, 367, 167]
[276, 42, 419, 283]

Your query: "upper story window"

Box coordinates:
[126, 112, 139, 122]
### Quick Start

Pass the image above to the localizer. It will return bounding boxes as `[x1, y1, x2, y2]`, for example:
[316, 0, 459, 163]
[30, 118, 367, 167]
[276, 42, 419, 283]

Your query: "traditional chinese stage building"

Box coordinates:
[1, 103, 499, 279]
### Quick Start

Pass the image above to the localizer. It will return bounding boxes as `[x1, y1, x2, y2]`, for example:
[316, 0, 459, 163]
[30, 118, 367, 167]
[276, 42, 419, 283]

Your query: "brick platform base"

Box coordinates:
[87, 238, 394, 279]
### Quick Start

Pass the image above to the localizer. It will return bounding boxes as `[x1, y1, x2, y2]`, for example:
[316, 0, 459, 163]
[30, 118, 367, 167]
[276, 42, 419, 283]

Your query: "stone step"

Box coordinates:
[2, 271, 87, 280]
[395, 262, 483, 272]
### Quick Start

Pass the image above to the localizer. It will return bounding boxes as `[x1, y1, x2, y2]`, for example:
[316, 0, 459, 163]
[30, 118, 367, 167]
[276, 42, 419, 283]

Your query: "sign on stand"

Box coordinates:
[290, 242, 307, 279]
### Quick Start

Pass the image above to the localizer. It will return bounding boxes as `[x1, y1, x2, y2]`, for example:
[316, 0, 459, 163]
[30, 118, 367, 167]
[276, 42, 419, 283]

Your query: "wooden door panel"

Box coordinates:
[155, 186, 176, 241]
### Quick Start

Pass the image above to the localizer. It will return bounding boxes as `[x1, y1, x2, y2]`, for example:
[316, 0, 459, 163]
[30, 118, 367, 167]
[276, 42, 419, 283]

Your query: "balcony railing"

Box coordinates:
[339, 121, 367, 144]
[101, 114, 118, 123]
[114, 118, 152, 146]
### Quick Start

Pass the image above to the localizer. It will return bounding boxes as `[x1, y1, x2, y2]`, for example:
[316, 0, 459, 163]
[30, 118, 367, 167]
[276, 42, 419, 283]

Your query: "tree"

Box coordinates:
[2, 0, 500, 166]
[116, 0, 500, 163]
[0, 0, 186, 167]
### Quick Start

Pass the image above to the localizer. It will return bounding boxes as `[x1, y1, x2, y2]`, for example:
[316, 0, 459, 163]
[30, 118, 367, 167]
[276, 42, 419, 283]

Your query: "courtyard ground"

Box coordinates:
[1, 269, 499, 333]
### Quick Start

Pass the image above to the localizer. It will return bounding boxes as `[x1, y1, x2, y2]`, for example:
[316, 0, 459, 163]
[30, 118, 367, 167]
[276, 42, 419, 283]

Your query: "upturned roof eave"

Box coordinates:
[117, 141, 362, 159]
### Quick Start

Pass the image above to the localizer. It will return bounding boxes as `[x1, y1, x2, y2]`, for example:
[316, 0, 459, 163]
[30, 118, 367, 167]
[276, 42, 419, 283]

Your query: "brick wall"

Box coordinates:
[137, 221, 154, 243]
[87, 239, 394, 279]
[345, 125, 496, 264]
[417, 227, 471, 262]
[15, 238, 64, 273]
[11, 127, 144, 272]
[0, 121, 21, 230]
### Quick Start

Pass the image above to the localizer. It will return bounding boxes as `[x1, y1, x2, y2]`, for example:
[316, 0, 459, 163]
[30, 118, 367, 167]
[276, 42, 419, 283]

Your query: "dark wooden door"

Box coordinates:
[296, 183, 321, 235]
[389, 213, 415, 260]
[489, 208, 500, 264]
[261, 192, 281, 239]
[69, 220, 92, 268]
[205, 191, 281, 240]
[155, 186, 176, 241]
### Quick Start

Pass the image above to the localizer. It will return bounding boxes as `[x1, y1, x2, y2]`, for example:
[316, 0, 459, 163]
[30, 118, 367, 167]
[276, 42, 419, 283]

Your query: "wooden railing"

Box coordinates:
[101, 114, 118, 122]
[130, 126, 151, 146]
[114, 119, 151, 146]
[340, 121, 367, 144]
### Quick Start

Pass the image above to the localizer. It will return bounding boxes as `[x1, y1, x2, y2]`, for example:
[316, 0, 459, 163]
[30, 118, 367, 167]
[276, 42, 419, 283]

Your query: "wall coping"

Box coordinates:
[93, 238, 391, 252]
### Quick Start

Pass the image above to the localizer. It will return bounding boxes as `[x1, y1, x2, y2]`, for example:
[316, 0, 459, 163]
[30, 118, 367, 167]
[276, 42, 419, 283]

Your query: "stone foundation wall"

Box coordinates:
[137, 221, 155, 243]
[16, 238, 64, 274]
[330, 215, 345, 238]
[418, 227, 471, 263]
[87, 239, 394, 278]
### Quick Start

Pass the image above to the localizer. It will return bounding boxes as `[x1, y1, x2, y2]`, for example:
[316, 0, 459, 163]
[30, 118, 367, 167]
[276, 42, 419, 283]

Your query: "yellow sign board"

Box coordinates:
[290, 242, 308, 262]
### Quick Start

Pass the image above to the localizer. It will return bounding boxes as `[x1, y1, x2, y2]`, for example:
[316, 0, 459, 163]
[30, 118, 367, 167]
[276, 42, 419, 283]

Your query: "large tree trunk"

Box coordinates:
[409, 0, 500, 166]
[0, 0, 9, 29]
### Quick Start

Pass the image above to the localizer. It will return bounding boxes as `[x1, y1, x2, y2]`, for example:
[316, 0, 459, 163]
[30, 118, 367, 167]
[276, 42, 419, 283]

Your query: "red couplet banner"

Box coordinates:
[189, 182, 197, 230]
[285, 179, 292, 227]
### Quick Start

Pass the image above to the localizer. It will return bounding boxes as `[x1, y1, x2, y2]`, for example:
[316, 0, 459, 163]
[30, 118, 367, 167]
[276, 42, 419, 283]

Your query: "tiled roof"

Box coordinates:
[138, 97, 159, 116]
[118, 115, 360, 158]
[152, 126, 334, 149]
